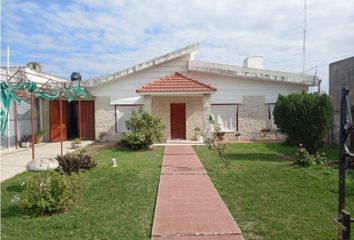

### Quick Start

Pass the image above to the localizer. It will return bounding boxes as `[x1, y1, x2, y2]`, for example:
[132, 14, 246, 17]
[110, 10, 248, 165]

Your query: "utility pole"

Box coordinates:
[317, 79, 322, 94]
[302, 0, 307, 73]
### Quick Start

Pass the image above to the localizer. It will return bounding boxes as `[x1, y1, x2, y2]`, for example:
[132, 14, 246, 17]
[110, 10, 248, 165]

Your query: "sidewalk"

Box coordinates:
[1, 141, 93, 182]
[151, 146, 244, 240]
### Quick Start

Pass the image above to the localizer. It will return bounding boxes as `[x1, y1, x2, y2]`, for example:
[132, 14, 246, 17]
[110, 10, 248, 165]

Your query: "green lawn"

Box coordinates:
[194, 143, 354, 240]
[1, 145, 163, 240]
[2, 143, 353, 240]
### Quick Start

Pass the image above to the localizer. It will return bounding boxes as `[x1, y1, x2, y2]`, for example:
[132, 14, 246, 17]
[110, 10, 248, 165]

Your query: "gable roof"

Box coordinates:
[136, 72, 216, 93]
[82, 43, 199, 87]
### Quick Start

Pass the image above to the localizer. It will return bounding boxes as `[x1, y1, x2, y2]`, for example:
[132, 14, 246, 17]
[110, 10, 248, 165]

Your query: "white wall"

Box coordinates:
[88, 55, 190, 103]
[116, 105, 141, 132]
[88, 54, 310, 140]
[88, 54, 309, 105]
[185, 71, 309, 104]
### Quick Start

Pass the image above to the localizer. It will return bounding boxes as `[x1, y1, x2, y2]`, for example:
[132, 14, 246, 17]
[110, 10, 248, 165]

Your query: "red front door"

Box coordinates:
[170, 103, 186, 139]
[79, 101, 95, 140]
[50, 100, 68, 142]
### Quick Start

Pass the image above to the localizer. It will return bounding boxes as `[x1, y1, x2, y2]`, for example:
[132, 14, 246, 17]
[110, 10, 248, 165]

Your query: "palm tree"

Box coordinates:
[26, 62, 43, 71]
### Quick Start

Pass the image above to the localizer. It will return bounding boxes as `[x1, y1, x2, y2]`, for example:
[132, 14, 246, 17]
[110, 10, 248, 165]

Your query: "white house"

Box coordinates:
[82, 43, 319, 142]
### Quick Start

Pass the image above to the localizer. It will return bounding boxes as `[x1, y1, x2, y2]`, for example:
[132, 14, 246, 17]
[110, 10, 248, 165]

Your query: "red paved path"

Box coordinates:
[152, 146, 244, 240]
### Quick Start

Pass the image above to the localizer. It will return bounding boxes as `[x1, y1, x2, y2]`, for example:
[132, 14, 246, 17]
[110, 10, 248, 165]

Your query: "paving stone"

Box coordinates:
[152, 146, 244, 240]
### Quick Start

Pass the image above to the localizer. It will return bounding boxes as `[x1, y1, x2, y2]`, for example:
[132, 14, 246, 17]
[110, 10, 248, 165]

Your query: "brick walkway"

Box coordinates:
[152, 146, 244, 240]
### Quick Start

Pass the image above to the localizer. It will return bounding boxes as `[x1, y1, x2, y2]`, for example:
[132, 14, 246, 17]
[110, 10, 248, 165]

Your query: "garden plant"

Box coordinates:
[273, 91, 333, 154]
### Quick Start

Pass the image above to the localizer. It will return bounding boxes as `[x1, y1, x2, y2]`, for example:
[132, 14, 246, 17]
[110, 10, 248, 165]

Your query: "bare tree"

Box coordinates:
[204, 115, 230, 167]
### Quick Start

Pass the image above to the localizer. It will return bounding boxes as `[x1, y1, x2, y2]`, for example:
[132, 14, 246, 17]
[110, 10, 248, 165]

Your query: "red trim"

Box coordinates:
[14, 103, 19, 149]
[31, 92, 35, 160]
[59, 96, 63, 157]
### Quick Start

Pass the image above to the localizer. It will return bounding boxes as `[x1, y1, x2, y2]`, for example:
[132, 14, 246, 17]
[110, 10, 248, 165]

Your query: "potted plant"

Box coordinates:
[217, 132, 225, 141]
[20, 134, 32, 148]
[261, 128, 271, 133]
[99, 132, 107, 142]
[71, 138, 82, 149]
[193, 127, 203, 141]
[34, 130, 45, 144]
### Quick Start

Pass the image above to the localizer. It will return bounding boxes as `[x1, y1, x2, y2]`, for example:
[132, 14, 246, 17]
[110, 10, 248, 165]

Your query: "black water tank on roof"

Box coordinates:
[71, 72, 82, 81]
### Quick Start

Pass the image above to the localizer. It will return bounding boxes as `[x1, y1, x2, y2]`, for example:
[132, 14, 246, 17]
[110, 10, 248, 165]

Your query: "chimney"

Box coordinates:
[243, 56, 264, 69]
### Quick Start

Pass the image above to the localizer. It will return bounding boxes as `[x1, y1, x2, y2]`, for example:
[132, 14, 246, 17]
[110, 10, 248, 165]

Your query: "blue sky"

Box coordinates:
[2, 0, 354, 91]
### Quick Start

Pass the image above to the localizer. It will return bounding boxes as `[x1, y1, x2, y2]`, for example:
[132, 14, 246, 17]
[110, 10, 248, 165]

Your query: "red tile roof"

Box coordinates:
[136, 72, 217, 93]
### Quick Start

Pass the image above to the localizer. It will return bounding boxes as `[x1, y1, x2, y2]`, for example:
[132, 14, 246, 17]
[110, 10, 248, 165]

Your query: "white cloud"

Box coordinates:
[2, 0, 354, 92]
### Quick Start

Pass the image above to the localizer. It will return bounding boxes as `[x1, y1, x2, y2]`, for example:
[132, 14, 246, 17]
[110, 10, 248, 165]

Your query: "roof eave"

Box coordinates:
[136, 90, 216, 96]
[82, 43, 199, 88]
[188, 60, 319, 86]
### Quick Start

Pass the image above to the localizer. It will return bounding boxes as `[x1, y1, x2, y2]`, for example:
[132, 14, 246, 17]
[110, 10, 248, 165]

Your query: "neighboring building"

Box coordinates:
[1, 67, 96, 151]
[83, 44, 319, 142]
[0, 67, 68, 150]
[329, 56, 354, 144]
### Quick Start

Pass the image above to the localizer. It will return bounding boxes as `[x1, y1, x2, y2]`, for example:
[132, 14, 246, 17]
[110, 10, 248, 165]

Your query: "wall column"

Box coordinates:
[144, 95, 152, 113]
[202, 94, 211, 137]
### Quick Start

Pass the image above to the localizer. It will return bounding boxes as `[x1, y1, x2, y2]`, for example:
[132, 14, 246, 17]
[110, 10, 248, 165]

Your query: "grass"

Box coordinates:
[1, 145, 163, 240]
[2, 142, 353, 239]
[194, 143, 354, 240]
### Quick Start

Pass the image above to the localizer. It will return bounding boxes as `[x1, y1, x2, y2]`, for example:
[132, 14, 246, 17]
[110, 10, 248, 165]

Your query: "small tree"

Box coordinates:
[273, 92, 333, 154]
[121, 107, 164, 149]
[204, 115, 230, 167]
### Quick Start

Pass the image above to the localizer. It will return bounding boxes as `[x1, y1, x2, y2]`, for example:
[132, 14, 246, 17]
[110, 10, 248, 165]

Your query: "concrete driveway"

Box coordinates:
[1, 141, 93, 182]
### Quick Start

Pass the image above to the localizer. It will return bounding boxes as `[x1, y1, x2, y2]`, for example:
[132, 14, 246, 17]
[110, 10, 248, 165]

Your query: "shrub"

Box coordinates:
[121, 107, 164, 149]
[56, 152, 96, 174]
[19, 171, 82, 214]
[72, 138, 81, 144]
[295, 145, 326, 167]
[204, 115, 229, 167]
[273, 92, 333, 154]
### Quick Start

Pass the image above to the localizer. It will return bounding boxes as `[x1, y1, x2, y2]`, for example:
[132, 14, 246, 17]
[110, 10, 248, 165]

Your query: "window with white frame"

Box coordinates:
[115, 105, 142, 132]
[210, 104, 239, 132]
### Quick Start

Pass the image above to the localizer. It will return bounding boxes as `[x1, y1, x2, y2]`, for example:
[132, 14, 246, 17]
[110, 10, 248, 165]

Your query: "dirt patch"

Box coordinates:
[327, 158, 354, 169]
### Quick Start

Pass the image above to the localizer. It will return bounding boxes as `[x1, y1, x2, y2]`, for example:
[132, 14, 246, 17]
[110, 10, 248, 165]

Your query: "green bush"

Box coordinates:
[273, 92, 333, 154]
[56, 152, 96, 174]
[19, 171, 82, 214]
[121, 107, 164, 149]
[295, 146, 326, 167]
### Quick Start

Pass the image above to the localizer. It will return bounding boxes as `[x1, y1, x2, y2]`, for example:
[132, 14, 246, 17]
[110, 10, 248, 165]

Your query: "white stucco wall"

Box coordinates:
[88, 54, 311, 141]
[87, 55, 191, 103]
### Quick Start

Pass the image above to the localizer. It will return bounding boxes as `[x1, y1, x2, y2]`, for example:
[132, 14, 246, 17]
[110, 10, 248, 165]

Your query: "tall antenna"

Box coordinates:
[302, 0, 307, 72]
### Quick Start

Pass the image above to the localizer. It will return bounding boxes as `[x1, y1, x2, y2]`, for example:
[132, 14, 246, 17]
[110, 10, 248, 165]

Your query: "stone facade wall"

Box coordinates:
[152, 96, 203, 141]
[95, 96, 120, 141]
[93, 95, 275, 142]
[238, 96, 271, 140]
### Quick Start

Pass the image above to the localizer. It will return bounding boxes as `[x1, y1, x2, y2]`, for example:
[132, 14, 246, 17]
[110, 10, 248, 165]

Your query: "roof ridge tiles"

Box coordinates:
[136, 72, 217, 93]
